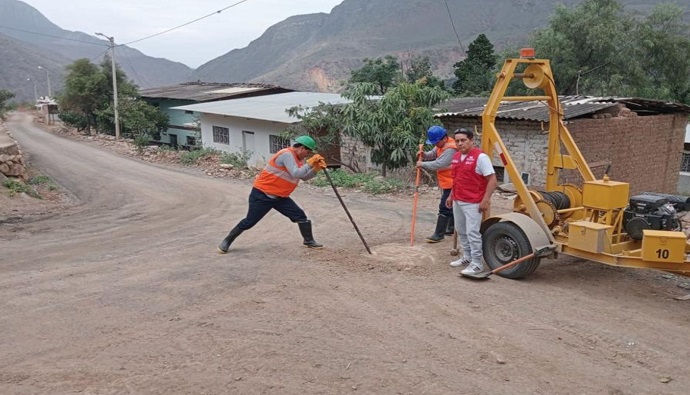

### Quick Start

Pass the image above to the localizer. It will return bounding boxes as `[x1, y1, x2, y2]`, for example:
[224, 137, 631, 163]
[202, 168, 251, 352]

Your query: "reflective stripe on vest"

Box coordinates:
[451, 147, 488, 203]
[435, 137, 457, 189]
[253, 148, 302, 197]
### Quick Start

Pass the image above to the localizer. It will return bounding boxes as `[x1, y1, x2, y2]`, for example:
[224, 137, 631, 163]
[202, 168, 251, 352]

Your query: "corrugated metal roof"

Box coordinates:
[436, 95, 690, 122]
[139, 82, 291, 102]
[171, 92, 352, 124]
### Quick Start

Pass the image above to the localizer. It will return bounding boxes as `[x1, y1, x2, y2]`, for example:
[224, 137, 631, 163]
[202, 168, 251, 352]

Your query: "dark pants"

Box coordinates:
[236, 187, 307, 230]
[439, 188, 453, 217]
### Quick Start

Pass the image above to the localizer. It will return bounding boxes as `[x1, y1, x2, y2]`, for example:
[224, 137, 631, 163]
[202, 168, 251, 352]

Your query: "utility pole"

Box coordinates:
[95, 32, 120, 139]
[37, 66, 51, 98]
[27, 78, 38, 103]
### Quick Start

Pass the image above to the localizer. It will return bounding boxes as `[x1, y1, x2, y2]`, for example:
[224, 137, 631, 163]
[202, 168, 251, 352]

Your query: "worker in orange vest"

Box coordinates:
[417, 125, 458, 242]
[218, 135, 327, 253]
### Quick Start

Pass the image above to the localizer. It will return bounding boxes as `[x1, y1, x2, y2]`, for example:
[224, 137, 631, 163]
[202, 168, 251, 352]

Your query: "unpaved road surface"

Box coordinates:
[2, 112, 690, 394]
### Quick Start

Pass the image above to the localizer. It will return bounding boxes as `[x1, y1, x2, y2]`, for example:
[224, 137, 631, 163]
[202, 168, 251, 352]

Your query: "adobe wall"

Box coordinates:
[440, 111, 687, 195]
[0, 119, 26, 180]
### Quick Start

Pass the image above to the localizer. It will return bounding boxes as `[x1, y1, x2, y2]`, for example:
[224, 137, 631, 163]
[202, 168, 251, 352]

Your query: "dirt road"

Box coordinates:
[2, 112, 689, 394]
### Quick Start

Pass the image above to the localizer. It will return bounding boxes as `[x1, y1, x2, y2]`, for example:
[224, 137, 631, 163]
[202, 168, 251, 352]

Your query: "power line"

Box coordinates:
[0, 24, 108, 46]
[443, 0, 465, 54]
[122, 0, 251, 46]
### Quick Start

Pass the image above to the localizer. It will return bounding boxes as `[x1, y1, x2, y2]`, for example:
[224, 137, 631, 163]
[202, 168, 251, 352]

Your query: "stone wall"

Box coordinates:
[0, 119, 26, 180]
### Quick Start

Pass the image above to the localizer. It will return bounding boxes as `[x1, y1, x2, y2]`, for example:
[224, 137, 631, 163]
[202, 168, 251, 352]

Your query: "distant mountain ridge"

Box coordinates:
[0, 0, 192, 101]
[2, 0, 689, 101]
[192, 0, 690, 91]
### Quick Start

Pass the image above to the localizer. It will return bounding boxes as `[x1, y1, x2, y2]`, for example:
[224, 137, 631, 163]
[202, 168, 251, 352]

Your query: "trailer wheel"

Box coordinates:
[483, 221, 540, 279]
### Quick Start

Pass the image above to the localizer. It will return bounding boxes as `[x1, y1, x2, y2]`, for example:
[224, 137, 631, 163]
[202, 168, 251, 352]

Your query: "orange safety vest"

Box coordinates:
[435, 137, 457, 189]
[253, 148, 303, 197]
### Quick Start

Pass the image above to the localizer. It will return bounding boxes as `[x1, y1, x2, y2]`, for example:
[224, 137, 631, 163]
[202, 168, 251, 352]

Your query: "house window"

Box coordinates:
[212, 126, 229, 145]
[186, 136, 196, 146]
[521, 172, 531, 185]
[681, 152, 690, 172]
[270, 135, 291, 153]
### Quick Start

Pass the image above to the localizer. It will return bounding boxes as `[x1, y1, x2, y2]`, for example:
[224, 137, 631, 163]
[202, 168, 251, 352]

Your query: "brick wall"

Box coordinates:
[567, 113, 686, 195]
[439, 112, 687, 195]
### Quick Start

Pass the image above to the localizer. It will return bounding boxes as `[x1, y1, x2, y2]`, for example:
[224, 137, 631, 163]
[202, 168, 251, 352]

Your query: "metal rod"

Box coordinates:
[410, 143, 424, 246]
[323, 169, 372, 254]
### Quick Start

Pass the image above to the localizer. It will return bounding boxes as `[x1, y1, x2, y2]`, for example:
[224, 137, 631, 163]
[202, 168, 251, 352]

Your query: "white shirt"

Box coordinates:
[460, 152, 495, 176]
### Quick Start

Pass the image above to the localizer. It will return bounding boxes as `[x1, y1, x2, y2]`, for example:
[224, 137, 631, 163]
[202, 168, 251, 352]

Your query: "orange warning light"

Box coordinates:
[520, 48, 536, 59]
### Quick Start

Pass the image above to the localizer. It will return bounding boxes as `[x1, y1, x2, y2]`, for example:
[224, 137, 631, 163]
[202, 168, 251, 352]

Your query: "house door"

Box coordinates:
[242, 130, 255, 155]
[169, 133, 178, 148]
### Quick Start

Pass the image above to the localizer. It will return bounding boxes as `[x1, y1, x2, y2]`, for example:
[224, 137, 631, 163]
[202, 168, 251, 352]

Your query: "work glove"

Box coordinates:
[307, 154, 327, 172]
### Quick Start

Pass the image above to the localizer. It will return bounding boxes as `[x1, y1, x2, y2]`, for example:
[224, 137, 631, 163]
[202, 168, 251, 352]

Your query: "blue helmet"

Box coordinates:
[426, 125, 447, 145]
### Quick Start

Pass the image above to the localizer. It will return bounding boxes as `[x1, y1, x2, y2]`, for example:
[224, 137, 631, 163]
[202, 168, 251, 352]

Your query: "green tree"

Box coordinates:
[58, 57, 166, 136]
[0, 89, 16, 119]
[58, 58, 110, 133]
[405, 56, 446, 90]
[634, 4, 690, 103]
[349, 55, 401, 95]
[531, 0, 640, 96]
[452, 34, 497, 95]
[289, 81, 449, 177]
[98, 97, 168, 140]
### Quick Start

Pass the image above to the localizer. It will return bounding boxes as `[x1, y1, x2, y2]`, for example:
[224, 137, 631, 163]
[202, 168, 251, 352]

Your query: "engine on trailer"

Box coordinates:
[623, 194, 681, 240]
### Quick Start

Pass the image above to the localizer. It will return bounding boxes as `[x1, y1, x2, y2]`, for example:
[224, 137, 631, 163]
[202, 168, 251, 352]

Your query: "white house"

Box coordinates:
[171, 92, 354, 167]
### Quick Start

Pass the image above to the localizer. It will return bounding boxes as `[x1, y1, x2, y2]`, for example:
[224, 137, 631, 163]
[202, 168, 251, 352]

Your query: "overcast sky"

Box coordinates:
[21, 0, 344, 68]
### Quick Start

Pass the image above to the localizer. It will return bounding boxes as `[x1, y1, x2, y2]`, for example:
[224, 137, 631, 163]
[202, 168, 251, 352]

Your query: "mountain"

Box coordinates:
[2, 0, 688, 102]
[192, 0, 690, 91]
[0, 0, 193, 102]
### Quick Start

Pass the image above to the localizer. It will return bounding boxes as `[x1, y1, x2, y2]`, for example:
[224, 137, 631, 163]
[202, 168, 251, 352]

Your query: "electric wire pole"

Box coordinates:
[95, 33, 120, 139]
[37, 66, 52, 98]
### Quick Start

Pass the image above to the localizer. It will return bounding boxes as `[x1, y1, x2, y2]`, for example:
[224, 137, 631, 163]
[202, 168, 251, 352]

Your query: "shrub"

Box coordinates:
[133, 133, 151, 153]
[3, 179, 41, 198]
[220, 150, 252, 168]
[180, 147, 217, 165]
[28, 175, 51, 185]
[311, 169, 405, 195]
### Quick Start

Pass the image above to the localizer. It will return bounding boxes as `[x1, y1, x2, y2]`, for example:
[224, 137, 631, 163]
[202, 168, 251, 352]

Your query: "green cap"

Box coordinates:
[294, 135, 316, 151]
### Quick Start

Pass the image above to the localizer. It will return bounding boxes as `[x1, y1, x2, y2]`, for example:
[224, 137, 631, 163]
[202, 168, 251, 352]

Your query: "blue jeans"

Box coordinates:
[236, 188, 307, 230]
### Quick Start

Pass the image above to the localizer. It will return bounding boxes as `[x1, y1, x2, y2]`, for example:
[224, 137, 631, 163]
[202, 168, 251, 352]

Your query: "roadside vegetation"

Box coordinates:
[0, 89, 16, 119]
[2, 173, 58, 199]
[310, 169, 405, 195]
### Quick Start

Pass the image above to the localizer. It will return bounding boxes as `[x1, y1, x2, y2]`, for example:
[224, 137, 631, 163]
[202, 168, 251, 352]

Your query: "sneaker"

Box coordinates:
[450, 258, 470, 267]
[461, 263, 483, 275]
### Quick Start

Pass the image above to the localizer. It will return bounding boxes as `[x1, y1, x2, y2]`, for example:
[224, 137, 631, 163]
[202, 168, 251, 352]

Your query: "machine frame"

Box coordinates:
[479, 51, 690, 279]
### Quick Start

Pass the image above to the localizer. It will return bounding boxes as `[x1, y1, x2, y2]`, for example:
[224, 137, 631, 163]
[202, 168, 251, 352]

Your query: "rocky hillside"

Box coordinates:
[2, 0, 688, 101]
[192, 0, 687, 92]
[0, 0, 193, 101]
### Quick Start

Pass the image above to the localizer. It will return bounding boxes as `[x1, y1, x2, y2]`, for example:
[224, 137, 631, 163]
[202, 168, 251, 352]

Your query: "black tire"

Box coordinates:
[482, 222, 540, 279]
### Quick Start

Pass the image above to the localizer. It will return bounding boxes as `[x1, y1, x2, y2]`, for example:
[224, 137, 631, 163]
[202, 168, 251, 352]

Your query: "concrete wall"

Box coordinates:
[200, 114, 291, 167]
[440, 111, 687, 195]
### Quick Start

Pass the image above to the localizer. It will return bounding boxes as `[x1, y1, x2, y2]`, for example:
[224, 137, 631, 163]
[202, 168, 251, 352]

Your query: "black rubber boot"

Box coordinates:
[445, 219, 455, 235]
[426, 215, 450, 243]
[218, 226, 243, 254]
[298, 220, 323, 248]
